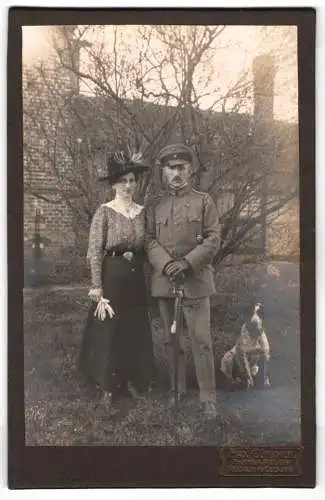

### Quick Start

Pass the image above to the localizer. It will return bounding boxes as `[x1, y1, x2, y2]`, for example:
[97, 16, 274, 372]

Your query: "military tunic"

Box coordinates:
[145, 183, 221, 403]
[145, 184, 221, 298]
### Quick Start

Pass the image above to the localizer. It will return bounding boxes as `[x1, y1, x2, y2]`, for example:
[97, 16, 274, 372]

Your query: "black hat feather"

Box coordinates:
[98, 148, 149, 184]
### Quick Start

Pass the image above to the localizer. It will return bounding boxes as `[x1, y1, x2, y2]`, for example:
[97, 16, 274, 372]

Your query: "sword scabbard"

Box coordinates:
[171, 282, 184, 407]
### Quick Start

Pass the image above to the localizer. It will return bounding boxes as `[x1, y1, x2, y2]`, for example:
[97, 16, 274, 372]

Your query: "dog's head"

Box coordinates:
[242, 302, 264, 338]
[254, 300, 264, 320]
[253, 302, 264, 319]
[242, 302, 264, 323]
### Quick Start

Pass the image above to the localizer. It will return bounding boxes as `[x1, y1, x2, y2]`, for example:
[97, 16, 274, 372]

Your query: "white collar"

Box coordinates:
[104, 200, 143, 220]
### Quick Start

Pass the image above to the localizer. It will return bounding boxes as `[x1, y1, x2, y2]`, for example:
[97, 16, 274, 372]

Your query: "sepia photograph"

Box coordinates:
[7, 6, 315, 489]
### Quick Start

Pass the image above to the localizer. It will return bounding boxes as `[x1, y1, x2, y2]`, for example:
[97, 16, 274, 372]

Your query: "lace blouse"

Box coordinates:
[87, 204, 146, 288]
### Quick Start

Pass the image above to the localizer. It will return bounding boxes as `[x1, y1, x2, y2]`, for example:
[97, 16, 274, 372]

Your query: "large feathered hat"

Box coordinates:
[98, 148, 149, 184]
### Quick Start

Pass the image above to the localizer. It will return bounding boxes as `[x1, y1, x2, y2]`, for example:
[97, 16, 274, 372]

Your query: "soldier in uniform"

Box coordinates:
[145, 143, 221, 419]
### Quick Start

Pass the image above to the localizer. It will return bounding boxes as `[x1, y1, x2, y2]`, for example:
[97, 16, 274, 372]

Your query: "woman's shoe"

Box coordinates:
[96, 391, 112, 417]
[127, 381, 145, 400]
[102, 391, 113, 406]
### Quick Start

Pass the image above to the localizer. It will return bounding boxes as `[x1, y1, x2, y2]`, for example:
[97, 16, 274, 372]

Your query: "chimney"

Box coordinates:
[52, 26, 82, 95]
[252, 54, 276, 256]
[253, 54, 276, 137]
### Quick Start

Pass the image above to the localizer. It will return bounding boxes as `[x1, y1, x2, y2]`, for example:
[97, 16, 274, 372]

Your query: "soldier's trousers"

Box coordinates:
[158, 297, 216, 403]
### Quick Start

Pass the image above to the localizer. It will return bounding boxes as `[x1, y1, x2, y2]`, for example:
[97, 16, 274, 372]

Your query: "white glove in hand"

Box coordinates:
[94, 297, 115, 321]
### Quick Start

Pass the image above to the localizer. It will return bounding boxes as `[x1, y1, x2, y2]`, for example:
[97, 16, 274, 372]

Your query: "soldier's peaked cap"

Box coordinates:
[157, 143, 194, 166]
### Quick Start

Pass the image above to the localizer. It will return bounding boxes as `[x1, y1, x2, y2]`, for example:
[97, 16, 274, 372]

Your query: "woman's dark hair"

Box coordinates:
[110, 169, 140, 186]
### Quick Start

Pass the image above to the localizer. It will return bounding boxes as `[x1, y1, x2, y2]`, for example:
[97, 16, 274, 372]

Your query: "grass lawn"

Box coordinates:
[24, 262, 301, 446]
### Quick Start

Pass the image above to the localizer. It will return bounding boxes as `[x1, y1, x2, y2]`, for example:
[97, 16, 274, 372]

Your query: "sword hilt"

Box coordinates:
[172, 286, 184, 298]
[171, 275, 185, 297]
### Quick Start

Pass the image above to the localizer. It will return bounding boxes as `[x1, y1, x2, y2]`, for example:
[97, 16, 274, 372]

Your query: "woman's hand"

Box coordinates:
[88, 287, 103, 302]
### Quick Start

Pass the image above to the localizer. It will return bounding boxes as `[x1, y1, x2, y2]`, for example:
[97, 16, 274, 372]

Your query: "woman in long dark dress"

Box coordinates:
[78, 150, 154, 412]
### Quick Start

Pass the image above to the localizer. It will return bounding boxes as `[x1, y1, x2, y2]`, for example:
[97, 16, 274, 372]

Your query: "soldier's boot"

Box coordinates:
[127, 381, 145, 400]
[201, 401, 218, 420]
[96, 390, 113, 418]
[168, 390, 187, 406]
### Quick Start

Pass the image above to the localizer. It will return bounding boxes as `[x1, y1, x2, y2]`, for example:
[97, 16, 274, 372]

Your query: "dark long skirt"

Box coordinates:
[78, 254, 154, 395]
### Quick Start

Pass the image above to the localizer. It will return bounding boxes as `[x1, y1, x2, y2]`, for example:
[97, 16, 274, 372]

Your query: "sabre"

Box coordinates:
[170, 273, 185, 408]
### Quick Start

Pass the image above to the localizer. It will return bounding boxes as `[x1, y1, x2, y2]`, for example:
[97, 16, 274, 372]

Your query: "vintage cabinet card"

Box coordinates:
[7, 7, 315, 489]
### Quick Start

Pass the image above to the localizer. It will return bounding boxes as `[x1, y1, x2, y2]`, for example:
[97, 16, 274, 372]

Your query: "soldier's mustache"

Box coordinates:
[172, 177, 182, 182]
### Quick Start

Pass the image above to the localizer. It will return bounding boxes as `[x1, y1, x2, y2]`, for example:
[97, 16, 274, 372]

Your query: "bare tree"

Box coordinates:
[23, 24, 298, 263]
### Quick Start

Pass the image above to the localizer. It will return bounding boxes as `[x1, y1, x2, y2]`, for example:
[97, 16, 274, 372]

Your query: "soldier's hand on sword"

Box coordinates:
[164, 259, 189, 277]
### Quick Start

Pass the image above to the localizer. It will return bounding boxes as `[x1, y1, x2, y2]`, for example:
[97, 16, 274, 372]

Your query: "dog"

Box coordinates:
[220, 303, 271, 390]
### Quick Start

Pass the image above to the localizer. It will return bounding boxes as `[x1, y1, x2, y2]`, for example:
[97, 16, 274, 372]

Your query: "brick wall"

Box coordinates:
[23, 48, 299, 262]
[24, 193, 76, 259]
[23, 53, 77, 255]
